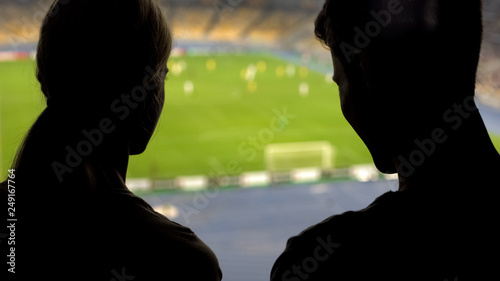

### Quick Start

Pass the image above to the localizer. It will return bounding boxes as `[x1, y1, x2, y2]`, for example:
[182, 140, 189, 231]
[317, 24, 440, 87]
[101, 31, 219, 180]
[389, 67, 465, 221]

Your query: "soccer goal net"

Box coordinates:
[264, 141, 335, 172]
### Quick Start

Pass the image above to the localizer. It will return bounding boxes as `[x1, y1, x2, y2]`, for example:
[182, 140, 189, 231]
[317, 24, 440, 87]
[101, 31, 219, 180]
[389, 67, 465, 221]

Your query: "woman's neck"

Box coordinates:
[95, 138, 130, 184]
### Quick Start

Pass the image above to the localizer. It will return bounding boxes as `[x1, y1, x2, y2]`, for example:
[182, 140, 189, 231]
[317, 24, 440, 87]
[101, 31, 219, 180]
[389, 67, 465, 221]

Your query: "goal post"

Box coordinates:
[264, 141, 335, 172]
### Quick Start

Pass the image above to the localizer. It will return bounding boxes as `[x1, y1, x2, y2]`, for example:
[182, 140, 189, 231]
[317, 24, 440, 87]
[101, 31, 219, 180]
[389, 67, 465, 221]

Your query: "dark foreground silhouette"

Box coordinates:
[271, 1, 500, 280]
[0, 1, 221, 280]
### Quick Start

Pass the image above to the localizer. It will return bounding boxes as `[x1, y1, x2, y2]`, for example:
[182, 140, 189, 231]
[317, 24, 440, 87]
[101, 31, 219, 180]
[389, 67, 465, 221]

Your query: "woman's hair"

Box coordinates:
[12, 0, 172, 195]
[37, 0, 171, 102]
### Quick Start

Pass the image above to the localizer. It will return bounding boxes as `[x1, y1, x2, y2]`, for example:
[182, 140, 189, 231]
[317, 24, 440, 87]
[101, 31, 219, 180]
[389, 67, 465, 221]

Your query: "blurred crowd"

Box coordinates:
[1, 0, 500, 106]
[476, 0, 500, 106]
[0, 0, 322, 47]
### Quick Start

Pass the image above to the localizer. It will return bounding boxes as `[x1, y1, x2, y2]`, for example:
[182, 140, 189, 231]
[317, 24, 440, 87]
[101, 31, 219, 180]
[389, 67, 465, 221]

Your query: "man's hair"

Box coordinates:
[314, 0, 483, 91]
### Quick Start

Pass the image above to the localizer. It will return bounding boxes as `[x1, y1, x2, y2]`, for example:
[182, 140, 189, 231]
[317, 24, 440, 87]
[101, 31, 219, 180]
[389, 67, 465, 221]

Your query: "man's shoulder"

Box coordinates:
[271, 191, 418, 281]
[287, 191, 403, 246]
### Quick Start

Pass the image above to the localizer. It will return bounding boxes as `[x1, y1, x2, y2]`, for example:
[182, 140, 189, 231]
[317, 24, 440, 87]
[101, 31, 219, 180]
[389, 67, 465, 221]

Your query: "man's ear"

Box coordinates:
[337, 47, 363, 76]
[351, 48, 362, 64]
[352, 49, 366, 75]
[352, 49, 374, 93]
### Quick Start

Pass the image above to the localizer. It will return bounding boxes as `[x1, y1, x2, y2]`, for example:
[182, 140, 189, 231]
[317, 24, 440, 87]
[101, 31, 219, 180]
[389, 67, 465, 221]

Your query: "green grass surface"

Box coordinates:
[132, 54, 371, 178]
[1, 54, 499, 179]
[491, 134, 500, 152]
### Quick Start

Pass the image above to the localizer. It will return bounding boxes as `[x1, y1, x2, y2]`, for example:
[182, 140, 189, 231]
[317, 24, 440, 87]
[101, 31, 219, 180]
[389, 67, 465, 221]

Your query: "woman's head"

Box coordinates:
[13, 0, 172, 188]
[36, 0, 172, 154]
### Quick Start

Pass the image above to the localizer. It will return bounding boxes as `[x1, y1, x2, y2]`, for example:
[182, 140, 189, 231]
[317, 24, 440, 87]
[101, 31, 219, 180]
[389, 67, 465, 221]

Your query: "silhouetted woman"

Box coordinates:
[0, 1, 222, 280]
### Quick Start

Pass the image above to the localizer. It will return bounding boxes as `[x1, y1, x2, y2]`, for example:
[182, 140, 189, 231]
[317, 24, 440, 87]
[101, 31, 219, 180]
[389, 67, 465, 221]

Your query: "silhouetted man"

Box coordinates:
[271, 0, 500, 280]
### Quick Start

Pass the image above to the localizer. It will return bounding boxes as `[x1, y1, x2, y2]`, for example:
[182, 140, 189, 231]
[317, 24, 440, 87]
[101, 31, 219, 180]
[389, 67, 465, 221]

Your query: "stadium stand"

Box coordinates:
[0, 1, 46, 46]
[476, 0, 500, 107]
[208, 8, 261, 41]
[1, 0, 500, 106]
[169, 6, 215, 40]
[246, 10, 308, 42]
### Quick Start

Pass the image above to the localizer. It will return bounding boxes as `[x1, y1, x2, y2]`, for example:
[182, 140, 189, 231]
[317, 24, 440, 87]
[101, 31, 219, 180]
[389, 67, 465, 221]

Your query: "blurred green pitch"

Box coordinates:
[0, 54, 499, 179]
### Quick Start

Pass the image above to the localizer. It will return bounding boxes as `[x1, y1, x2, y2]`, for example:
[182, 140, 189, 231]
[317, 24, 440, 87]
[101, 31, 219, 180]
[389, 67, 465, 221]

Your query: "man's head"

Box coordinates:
[315, 0, 483, 173]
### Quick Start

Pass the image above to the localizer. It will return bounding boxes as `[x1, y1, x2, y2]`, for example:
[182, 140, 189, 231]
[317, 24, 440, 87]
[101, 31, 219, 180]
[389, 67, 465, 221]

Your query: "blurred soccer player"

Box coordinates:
[0, 0, 221, 280]
[271, 0, 500, 280]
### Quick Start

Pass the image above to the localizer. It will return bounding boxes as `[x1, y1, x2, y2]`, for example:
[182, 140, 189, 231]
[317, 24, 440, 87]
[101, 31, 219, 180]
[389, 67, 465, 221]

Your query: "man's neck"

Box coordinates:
[395, 112, 500, 193]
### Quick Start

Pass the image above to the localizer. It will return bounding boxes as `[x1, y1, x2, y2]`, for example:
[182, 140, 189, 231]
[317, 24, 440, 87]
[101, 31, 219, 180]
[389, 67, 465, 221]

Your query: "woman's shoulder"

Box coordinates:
[97, 188, 222, 280]
[101, 187, 190, 232]
[99, 187, 211, 248]
[88, 173, 209, 249]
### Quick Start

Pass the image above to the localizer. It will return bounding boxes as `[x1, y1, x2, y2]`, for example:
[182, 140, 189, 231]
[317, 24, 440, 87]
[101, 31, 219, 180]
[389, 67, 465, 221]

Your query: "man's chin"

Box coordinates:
[372, 154, 397, 174]
[375, 163, 397, 174]
[129, 141, 148, 156]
